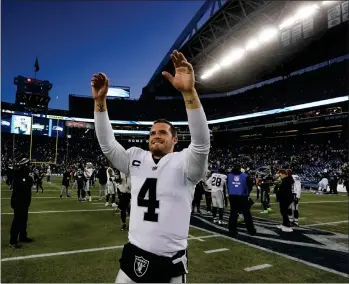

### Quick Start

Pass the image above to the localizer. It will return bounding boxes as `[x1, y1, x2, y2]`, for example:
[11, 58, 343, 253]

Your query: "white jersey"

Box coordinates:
[84, 168, 93, 180]
[207, 173, 227, 192]
[292, 174, 302, 198]
[318, 177, 328, 190]
[107, 167, 116, 184]
[118, 172, 131, 193]
[95, 109, 210, 257]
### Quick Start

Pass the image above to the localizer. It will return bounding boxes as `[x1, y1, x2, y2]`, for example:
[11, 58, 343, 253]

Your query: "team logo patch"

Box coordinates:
[134, 256, 149, 277]
[152, 166, 158, 171]
[234, 176, 239, 181]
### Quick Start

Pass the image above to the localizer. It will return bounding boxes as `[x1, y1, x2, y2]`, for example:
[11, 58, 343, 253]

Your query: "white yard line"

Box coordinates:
[188, 234, 204, 242]
[204, 248, 229, 254]
[306, 221, 348, 227]
[1, 234, 220, 262]
[1, 245, 125, 262]
[2, 209, 115, 214]
[244, 264, 272, 272]
[189, 224, 349, 279]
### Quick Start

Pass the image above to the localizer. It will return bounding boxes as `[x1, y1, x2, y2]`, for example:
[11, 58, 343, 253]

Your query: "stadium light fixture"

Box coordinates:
[279, 16, 296, 30]
[295, 4, 319, 20]
[245, 39, 260, 51]
[258, 27, 278, 43]
[322, 1, 336, 5]
[220, 48, 245, 67]
[201, 64, 221, 80]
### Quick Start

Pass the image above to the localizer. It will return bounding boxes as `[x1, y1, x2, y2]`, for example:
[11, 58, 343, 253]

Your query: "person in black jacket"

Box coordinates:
[60, 167, 71, 198]
[192, 180, 205, 214]
[277, 169, 294, 232]
[9, 158, 34, 248]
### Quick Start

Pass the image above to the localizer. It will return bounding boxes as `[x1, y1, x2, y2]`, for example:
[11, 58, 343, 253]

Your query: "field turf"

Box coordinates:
[1, 177, 348, 282]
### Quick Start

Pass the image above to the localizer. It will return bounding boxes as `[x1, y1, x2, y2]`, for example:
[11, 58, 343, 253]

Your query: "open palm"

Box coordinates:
[162, 50, 195, 93]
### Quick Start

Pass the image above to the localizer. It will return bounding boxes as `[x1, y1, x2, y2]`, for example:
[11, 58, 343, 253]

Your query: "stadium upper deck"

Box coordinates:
[142, 0, 348, 99]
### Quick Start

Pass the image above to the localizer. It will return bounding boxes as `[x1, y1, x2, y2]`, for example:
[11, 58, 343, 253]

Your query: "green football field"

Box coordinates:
[1, 177, 348, 283]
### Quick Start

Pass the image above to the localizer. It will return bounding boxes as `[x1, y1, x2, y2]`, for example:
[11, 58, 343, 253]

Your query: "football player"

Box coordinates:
[60, 167, 71, 198]
[75, 163, 86, 201]
[289, 169, 301, 226]
[84, 162, 93, 202]
[106, 166, 118, 208]
[206, 169, 227, 224]
[92, 50, 210, 283]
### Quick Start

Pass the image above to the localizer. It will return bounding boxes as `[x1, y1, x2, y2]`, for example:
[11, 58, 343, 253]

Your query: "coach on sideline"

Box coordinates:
[9, 158, 34, 248]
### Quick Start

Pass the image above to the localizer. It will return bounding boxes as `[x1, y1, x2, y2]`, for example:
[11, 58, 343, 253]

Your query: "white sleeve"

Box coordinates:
[206, 177, 212, 188]
[184, 107, 210, 184]
[296, 185, 301, 198]
[94, 112, 130, 175]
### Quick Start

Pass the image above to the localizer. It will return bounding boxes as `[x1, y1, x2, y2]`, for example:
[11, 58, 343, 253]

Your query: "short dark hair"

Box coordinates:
[278, 169, 287, 175]
[153, 119, 177, 137]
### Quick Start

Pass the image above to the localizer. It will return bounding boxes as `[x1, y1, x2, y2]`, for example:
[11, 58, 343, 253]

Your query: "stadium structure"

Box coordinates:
[1, 1, 349, 281]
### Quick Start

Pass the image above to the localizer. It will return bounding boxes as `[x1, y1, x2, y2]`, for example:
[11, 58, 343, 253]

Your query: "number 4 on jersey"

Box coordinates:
[137, 178, 159, 222]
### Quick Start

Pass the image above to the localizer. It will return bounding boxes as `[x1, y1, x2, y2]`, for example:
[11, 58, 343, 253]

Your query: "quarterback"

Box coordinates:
[92, 50, 210, 283]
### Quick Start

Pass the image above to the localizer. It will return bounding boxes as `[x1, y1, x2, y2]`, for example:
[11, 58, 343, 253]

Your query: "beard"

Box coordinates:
[151, 147, 166, 157]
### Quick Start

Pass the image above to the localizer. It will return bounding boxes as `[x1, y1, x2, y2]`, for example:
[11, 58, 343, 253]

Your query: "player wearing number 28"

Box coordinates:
[92, 50, 210, 283]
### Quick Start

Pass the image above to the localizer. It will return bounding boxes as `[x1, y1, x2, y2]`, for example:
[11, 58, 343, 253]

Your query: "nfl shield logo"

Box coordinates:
[134, 256, 149, 277]
[234, 176, 239, 181]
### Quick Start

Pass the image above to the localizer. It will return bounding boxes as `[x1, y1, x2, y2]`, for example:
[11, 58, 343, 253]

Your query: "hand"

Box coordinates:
[91, 72, 109, 102]
[162, 50, 195, 93]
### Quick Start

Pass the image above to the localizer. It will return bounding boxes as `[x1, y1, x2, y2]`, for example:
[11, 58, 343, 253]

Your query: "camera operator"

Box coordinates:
[9, 158, 34, 248]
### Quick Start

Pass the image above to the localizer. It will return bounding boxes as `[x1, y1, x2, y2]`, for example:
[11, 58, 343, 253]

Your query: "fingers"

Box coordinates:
[162, 71, 174, 84]
[181, 60, 194, 72]
[170, 54, 179, 68]
[171, 50, 190, 68]
[91, 72, 108, 88]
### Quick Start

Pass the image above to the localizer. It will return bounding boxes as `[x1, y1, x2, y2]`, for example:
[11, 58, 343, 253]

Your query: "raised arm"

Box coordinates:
[92, 73, 130, 175]
[162, 51, 210, 184]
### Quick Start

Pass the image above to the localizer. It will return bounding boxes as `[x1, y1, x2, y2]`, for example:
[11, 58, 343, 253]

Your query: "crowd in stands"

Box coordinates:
[208, 136, 348, 184]
[2, 131, 347, 187]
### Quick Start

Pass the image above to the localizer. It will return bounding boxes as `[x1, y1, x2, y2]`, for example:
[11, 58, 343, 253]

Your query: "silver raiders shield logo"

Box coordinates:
[134, 256, 149, 277]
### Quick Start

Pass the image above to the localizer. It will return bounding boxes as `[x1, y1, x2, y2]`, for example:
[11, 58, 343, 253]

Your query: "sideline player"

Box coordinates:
[92, 50, 210, 283]
[206, 169, 227, 224]
[288, 169, 301, 226]
[106, 166, 118, 208]
[84, 162, 93, 202]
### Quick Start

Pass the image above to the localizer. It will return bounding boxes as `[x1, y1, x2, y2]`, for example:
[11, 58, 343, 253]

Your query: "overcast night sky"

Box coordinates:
[1, 1, 205, 110]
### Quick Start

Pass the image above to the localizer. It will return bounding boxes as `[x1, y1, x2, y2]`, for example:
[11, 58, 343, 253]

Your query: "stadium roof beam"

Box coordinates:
[187, 0, 286, 68]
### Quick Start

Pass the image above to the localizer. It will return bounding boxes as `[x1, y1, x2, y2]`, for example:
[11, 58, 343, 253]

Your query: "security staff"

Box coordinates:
[227, 165, 256, 236]
[9, 158, 34, 248]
